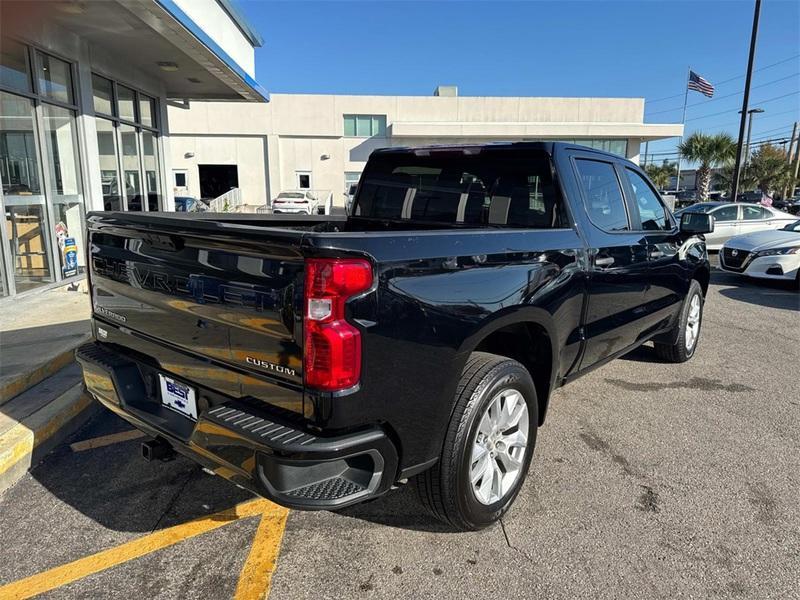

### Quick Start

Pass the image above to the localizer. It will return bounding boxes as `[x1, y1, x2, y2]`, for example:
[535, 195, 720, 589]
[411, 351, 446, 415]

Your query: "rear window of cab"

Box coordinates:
[353, 149, 569, 228]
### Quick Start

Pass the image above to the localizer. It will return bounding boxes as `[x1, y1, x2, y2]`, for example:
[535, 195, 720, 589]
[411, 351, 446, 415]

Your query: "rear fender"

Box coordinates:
[455, 306, 561, 421]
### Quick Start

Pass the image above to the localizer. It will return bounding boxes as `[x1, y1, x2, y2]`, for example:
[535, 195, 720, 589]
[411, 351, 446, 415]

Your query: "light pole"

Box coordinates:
[740, 107, 764, 186]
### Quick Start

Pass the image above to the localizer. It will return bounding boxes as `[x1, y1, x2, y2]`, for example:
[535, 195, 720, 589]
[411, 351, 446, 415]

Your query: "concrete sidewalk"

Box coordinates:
[0, 286, 95, 494]
[1, 287, 92, 403]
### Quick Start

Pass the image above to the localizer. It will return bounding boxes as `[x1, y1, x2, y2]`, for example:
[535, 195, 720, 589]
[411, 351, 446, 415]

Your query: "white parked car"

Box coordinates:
[271, 191, 323, 215]
[719, 220, 800, 287]
[674, 202, 797, 250]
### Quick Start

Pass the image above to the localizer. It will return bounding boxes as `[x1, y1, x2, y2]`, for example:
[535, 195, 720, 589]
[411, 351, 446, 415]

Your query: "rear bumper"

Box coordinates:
[271, 206, 311, 214]
[75, 341, 398, 510]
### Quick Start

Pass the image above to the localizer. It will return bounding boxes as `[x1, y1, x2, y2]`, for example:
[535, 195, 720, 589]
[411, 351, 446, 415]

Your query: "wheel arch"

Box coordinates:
[458, 308, 560, 426]
[693, 264, 710, 297]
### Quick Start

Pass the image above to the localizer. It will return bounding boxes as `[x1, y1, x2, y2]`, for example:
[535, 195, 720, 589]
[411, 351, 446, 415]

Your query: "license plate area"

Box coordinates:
[159, 374, 198, 420]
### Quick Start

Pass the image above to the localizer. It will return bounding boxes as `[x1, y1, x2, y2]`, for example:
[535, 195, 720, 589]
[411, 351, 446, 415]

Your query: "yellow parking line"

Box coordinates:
[70, 429, 146, 452]
[234, 507, 290, 599]
[0, 498, 276, 599]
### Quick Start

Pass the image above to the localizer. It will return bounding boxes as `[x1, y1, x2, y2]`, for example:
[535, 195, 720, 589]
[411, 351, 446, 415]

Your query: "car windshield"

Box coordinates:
[276, 192, 305, 200]
[782, 220, 800, 232]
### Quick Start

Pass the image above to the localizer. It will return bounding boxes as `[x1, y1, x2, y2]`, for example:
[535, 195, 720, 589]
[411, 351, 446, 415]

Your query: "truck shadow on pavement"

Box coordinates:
[618, 344, 663, 364]
[335, 484, 455, 532]
[27, 407, 446, 535]
[25, 408, 253, 533]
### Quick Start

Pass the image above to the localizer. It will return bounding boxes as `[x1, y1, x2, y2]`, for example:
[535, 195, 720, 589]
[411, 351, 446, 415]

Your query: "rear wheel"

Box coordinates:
[415, 352, 538, 531]
[654, 280, 704, 363]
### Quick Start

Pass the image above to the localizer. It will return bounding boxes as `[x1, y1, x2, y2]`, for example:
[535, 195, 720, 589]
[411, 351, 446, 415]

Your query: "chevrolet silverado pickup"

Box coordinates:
[76, 142, 714, 531]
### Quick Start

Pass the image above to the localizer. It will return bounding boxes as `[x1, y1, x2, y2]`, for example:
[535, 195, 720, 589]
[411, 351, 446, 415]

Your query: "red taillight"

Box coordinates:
[304, 258, 372, 391]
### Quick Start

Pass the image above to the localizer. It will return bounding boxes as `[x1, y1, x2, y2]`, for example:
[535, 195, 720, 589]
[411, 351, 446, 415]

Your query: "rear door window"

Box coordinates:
[712, 205, 739, 222]
[742, 205, 767, 220]
[354, 148, 568, 228]
[574, 159, 629, 231]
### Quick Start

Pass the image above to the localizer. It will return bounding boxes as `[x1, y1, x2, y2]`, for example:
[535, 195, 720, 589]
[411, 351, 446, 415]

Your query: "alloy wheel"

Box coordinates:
[469, 389, 529, 505]
[685, 294, 702, 350]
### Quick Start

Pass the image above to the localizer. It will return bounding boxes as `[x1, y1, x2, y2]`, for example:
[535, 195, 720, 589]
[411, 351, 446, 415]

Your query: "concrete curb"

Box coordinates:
[0, 381, 99, 495]
[0, 335, 92, 406]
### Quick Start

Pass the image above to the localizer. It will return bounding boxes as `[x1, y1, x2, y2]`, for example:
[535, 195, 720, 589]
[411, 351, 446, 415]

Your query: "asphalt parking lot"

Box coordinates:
[1, 262, 798, 600]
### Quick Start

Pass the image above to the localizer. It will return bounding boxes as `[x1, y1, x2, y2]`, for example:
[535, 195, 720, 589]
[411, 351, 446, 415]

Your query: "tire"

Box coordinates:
[415, 352, 538, 531]
[654, 280, 704, 363]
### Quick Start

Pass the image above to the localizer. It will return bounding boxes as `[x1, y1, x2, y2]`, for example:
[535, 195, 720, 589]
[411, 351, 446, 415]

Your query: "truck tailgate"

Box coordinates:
[87, 213, 308, 411]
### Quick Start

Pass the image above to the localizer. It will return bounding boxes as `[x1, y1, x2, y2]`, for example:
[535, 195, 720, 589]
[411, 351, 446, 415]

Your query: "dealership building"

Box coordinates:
[0, 0, 268, 300]
[1, 1, 685, 301]
[167, 88, 683, 209]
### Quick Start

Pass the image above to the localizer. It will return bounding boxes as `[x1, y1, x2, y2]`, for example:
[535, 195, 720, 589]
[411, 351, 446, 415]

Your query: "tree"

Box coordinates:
[678, 132, 737, 201]
[746, 143, 797, 197]
[713, 160, 735, 192]
[644, 160, 677, 190]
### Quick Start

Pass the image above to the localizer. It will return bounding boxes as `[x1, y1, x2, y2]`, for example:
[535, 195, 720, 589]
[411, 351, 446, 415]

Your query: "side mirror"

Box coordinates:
[680, 212, 714, 235]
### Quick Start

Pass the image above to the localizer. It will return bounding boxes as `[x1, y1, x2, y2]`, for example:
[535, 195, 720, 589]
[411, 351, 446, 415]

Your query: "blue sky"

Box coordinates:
[238, 0, 799, 161]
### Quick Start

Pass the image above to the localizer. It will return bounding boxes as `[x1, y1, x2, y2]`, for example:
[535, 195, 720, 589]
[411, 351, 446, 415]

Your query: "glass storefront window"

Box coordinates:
[608, 140, 627, 156]
[92, 74, 114, 116]
[42, 103, 84, 277]
[95, 118, 121, 211]
[1, 91, 54, 292]
[35, 51, 73, 105]
[117, 85, 136, 123]
[120, 124, 142, 211]
[0, 93, 41, 195]
[91, 74, 162, 215]
[139, 94, 155, 128]
[0, 43, 95, 297]
[0, 38, 31, 93]
[142, 130, 160, 211]
[555, 139, 628, 157]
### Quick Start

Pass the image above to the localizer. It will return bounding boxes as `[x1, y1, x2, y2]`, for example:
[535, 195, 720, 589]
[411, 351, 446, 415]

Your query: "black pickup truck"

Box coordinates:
[77, 142, 714, 531]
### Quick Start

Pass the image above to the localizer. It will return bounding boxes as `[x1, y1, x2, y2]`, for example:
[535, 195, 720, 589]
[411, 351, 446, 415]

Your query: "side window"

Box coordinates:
[575, 159, 629, 231]
[712, 205, 738, 222]
[625, 168, 670, 231]
[742, 205, 766, 220]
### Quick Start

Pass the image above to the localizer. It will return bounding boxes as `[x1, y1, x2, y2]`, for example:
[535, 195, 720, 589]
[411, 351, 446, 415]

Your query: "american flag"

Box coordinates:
[688, 71, 714, 97]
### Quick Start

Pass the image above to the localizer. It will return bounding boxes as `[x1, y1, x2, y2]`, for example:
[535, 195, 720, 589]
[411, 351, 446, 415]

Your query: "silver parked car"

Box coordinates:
[674, 202, 797, 250]
[719, 220, 800, 287]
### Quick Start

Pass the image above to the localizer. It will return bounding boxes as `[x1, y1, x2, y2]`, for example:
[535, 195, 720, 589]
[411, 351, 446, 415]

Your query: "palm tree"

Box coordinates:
[644, 160, 677, 190]
[746, 143, 796, 197]
[678, 132, 737, 201]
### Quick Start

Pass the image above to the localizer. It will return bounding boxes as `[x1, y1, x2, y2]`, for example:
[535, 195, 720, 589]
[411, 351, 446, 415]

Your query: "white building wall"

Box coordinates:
[170, 135, 268, 205]
[169, 94, 680, 208]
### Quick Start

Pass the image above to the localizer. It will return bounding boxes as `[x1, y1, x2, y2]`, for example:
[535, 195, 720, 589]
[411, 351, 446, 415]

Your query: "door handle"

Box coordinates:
[648, 249, 664, 259]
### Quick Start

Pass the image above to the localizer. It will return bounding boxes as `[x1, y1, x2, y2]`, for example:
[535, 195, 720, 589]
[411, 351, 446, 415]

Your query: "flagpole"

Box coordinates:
[674, 66, 690, 193]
